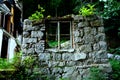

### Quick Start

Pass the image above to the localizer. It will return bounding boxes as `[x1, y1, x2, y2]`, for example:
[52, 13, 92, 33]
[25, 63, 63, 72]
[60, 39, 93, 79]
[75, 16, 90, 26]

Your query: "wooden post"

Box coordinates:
[10, 5, 14, 35]
[70, 21, 72, 48]
[58, 22, 60, 49]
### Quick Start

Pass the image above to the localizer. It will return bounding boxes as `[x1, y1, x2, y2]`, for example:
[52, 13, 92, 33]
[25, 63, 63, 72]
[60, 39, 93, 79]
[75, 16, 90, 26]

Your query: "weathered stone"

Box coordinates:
[74, 30, 80, 37]
[74, 37, 83, 43]
[22, 44, 28, 49]
[66, 61, 76, 66]
[52, 53, 62, 61]
[74, 52, 87, 61]
[23, 38, 37, 44]
[84, 27, 91, 35]
[23, 25, 34, 31]
[35, 43, 44, 53]
[73, 15, 83, 21]
[31, 31, 43, 38]
[83, 35, 94, 44]
[23, 32, 30, 37]
[99, 41, 107, 50]
[95, 33, 106, 41]
[48, 61, 59, 67]
[39, 53, 50, 61]
[78, 22, 85, 27]
[79, 29, 84, 37]
[62, 53, 74, 61]
[59, 62, 65, 67]
[98, 27, 105, 33]
[24, 19, 32, 25]
[93, 43, 100, 51]
[90, 20, 101, 27]
[91, 28, 97, 35]
[52, 68, 62, 74]
[26, 48, 35, 54]
[94, 50, 108, 59]
[79, 45, 92, 53]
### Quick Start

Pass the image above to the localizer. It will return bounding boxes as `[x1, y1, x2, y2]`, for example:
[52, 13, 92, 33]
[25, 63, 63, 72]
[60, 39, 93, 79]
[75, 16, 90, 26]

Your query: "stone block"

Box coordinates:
[79, 45, 92, 53]
[95, 33, 106, 41]
[31, 31, 43, 38]
[90, 20, 101, 27]
[39, 53, 51, 61]
[23, 32, 30, 38]
[98, 27, 105, 33]
[35, 43, 45, 53]
[99, 41, 107, 50]
[23, 38, 37, 44]
[62, 53, 74, 61]
[74, 52, 87, 61]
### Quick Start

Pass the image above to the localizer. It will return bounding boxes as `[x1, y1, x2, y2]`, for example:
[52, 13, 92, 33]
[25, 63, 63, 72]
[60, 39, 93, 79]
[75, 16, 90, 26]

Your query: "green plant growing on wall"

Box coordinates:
[79, 4, 95, 16]
[29, 4, 45, 21]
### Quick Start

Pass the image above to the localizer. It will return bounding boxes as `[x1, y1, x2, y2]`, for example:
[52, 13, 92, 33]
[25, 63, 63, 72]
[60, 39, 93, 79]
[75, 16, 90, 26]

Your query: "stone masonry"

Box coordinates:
[22, 15, 111, 80]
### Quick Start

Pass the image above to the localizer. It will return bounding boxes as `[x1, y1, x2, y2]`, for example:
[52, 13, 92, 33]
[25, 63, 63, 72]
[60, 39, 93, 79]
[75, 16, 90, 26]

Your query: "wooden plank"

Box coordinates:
[58, 22, 60, 49]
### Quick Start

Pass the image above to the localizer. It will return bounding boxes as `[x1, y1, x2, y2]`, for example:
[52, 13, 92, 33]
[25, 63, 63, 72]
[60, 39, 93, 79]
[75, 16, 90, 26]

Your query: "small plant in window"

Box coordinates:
[29, 4, 45, 21]
[79, 4, 95, 16]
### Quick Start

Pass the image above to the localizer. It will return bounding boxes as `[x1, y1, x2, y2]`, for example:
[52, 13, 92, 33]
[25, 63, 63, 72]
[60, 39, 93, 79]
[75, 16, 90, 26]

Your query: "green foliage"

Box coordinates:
[108, 47, 120, 54]
[11, 54, 41, 80]
[79, 4, 95, 16]
[99, 0, 120, 19]
[109, 59, 120, 80]
[0, 58, 14, 69]
[29, 5, 45, 21]
[84, 67, 107, 80]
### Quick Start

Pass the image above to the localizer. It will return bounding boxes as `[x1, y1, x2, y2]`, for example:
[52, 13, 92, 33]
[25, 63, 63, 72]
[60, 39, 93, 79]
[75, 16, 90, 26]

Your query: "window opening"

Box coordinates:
[46, 20, 72, 49]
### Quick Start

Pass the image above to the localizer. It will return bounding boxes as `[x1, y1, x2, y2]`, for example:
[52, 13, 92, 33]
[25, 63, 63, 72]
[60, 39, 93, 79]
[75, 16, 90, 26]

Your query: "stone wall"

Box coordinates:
[22, 15, 111, 80]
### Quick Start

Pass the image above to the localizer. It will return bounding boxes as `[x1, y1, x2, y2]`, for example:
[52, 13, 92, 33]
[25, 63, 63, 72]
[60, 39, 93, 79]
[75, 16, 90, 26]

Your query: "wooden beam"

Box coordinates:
[58, 22, 60, 49]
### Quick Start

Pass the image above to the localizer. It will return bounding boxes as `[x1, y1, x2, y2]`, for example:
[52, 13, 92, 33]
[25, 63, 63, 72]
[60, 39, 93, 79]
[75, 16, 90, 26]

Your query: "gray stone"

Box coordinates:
[94, 50, 108, 59]
[83, 35, 94, 44]
[74, 30, 80, 37]
[24, 19, 32, 25]
[79, 29, 84, 37]
[31, 31, 43, 38]
[23, 32, 30, 37]
[52, 68, 62, 74]
[35, 43, 44, 53]
[74, 52, 87, 61]
[98, 27, 105, 33]
[79, 45, 92, 53]
[99, 41, 107, 50]
[52, 53, 62, 61]
[59, 62, 65, 67]
[93, 43, 100, 51]
[62, 53, 74, 61]
[95, 33, 106, 41]
[39, 53, 50, 61]
[73, 15, 83, 21]
[91, 28, 97, 35]
[84, 27, 91, 35]
[23, 25, 34, 31]
[78, 22, 85, 27]
[26, 48, 35, 54]
[66, 61, 76, 66]
[23, 38, 37, 44]
[48, 61, 59, 67]
[90, 20, 101, 27]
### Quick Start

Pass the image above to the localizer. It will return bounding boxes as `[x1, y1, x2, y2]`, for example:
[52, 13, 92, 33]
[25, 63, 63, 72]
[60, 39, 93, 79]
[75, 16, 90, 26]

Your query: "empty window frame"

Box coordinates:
[46, 20, 73, 49]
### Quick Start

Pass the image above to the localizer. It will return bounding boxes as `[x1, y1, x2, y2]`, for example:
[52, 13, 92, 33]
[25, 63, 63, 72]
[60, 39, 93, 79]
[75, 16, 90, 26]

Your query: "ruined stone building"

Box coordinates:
[22, 15, 112, 80]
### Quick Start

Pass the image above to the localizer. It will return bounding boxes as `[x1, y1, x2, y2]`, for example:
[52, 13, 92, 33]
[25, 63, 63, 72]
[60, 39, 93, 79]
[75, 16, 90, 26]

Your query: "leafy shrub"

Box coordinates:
[109, 58, 120, 80]
[29, 5, 45, 21]
[79, 4, 95, 16]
